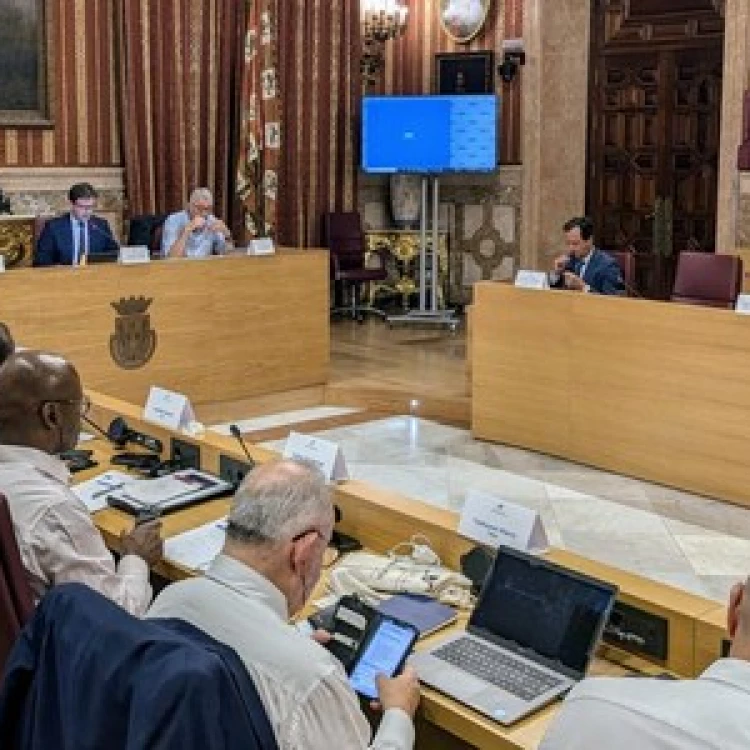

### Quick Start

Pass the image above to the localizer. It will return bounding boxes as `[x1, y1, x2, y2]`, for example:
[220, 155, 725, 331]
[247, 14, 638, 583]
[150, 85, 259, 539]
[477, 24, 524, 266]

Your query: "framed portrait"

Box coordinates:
[439, 0, 492, 44]
[435, 51, 495, 95]
[0, 0, 52, 126]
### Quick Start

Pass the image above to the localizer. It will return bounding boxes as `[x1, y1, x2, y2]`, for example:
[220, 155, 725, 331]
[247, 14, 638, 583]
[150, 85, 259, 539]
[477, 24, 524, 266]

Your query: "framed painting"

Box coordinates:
[0, 0, 52, 126]
[439, 0, 492, 44]
[435, 51, 495, 94]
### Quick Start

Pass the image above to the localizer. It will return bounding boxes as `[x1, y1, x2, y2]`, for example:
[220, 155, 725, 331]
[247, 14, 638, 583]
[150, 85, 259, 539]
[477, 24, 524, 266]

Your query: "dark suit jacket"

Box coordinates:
[552, 248, 624, 295]
[34, 213, 119, 266]
[0, 583, 279, 750]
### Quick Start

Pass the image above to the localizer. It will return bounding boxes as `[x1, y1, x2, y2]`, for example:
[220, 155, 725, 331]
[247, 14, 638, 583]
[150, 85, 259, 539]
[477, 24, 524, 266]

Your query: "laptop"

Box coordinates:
[410, 546, 617, 726]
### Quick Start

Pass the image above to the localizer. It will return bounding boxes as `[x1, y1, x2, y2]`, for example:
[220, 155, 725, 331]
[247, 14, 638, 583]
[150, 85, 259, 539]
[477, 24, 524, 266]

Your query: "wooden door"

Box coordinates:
[588, 1, 724, 299]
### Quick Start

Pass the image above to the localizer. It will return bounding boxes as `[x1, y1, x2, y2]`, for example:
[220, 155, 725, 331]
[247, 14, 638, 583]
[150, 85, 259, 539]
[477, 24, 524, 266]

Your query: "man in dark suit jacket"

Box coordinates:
[34, 182, 119, 267]
[550, 216, 624, 295]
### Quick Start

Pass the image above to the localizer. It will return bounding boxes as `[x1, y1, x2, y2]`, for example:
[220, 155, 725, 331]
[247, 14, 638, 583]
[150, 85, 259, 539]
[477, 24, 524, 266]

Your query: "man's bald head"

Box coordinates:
[0, 351, 83, 454]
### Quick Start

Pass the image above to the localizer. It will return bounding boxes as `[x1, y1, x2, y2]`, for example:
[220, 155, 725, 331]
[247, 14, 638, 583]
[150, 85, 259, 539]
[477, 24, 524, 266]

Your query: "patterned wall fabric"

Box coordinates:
[275, 0, 361, 247]
[381, 0, 523, 163]
[0, 0, 120, 167]
[117, 0, 243, 219]
[237, 0, 281, 240]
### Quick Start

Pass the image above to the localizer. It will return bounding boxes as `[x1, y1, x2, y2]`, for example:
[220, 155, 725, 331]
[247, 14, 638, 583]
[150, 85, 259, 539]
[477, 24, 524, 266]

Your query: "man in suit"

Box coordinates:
[34, 182, 119, 267]
[550, 216, 624, 295]
[0, 322, 14, 365]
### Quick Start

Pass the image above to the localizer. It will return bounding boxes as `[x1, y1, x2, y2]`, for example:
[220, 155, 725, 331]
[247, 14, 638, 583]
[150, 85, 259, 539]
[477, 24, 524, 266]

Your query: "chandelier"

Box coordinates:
[361, 0, 408, 89]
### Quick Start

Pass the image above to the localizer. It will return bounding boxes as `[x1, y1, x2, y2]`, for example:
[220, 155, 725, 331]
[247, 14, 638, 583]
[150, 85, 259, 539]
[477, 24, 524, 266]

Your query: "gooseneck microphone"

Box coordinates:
[107, 417, 163, 453]
[229, 424, 255, 465]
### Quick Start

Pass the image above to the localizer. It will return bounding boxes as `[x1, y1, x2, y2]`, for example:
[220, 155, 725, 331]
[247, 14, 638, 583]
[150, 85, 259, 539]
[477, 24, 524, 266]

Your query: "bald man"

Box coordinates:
[0, 322, 14, 365]
[540, 578, 750, 749]
[0, 351, 162, 616]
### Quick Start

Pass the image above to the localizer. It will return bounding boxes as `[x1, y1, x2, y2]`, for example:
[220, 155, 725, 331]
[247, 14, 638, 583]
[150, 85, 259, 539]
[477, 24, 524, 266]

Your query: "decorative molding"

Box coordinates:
[0, 166, 124, 192]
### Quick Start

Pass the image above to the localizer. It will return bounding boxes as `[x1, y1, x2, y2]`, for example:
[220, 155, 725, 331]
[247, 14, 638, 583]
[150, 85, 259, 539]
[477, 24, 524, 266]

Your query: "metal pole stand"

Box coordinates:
[386, 176, 458, 331]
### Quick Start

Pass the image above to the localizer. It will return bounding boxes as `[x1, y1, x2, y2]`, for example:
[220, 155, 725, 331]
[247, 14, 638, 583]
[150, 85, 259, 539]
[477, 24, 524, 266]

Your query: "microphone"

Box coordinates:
[107, 417, 163, 453]
[229, 424, 255, 465]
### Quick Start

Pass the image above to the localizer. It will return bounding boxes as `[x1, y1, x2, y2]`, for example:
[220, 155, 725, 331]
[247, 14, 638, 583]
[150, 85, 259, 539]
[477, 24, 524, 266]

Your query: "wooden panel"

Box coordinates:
[0, 251, 329, 404]
[472, 283, 750, 507]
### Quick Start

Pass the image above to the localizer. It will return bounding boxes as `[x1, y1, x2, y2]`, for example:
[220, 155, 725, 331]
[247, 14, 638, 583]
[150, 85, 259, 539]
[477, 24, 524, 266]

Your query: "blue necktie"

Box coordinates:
[77, 220, 86, 265]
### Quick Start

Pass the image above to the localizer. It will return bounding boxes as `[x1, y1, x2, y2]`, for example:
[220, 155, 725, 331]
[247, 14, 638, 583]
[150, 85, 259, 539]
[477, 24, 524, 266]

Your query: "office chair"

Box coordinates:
[127, 213, 169, 258]
[0, 583, 279, 750]
[323, 211, 387, 323]
[670, 252, 743, 309]
[0, 493, 34, 674]
[610, 250, 636, 296]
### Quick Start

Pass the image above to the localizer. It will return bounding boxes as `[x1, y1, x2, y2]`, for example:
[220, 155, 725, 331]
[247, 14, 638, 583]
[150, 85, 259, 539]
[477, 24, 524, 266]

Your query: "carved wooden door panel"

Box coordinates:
[588, 0, 724, 299]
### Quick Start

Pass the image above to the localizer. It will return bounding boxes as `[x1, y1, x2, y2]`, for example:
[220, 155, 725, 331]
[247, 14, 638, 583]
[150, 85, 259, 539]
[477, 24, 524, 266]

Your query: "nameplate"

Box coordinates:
[119, 245, 151, 265]
[0, 254, 5, 273]
[458, 489, 548, 553]
[144, 386, 195, 431]
[514, 270, 549, 290]
[283, 431, 349, 482]
[247, 237, 275, 256]
[736, 294, 750, 315]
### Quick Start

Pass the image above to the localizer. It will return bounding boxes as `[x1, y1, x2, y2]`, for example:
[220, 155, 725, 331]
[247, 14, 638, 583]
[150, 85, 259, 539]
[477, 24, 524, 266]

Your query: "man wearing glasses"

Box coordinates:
[148, 459, 420, 750]
[34, 182, 120, 267]
[161, 187, 232, 258]
[0, 351, 162, 616]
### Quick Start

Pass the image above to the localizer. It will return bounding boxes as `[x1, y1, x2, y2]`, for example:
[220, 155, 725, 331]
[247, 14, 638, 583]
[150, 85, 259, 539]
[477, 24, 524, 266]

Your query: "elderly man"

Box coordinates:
[540, 577, 750, 749]
[549, 216, 624, 295]
[0, 322, 14, 364]
[0, 351, 162, 616]
[161, 187, 232, 258]
[147, 459, 420, 750]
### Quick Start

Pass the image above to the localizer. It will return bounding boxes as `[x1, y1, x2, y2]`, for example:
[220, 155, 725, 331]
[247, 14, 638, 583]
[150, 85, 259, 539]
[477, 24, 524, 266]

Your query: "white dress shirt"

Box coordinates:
[0, 444, 152, 616]
[147, 554, 415, 750]
[540, 659, 750, 750]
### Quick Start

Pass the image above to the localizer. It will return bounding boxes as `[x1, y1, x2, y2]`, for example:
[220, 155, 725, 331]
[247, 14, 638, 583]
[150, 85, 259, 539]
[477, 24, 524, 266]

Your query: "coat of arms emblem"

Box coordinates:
[110, 296, 157, 369]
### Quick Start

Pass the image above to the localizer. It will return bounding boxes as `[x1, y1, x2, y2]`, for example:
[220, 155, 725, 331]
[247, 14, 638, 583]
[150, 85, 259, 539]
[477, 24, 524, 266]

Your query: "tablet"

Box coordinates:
[348, 617, 419, 700]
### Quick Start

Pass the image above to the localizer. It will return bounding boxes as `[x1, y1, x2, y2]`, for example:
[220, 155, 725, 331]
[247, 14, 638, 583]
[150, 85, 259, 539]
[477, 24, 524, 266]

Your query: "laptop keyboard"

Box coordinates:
[433, 636, 564, 702]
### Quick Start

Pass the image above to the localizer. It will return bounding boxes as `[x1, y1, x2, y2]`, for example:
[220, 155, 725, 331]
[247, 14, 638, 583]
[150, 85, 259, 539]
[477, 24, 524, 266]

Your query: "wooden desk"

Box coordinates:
[85, 389, 726, 750]
[0, 251, 329, 404]
[471, 282, 750, 508]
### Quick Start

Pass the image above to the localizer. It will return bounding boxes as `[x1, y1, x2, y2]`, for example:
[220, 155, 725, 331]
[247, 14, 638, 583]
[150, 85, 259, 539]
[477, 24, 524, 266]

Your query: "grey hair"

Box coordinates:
[227, 459, 332, 545]
[188, 187, 213, 205]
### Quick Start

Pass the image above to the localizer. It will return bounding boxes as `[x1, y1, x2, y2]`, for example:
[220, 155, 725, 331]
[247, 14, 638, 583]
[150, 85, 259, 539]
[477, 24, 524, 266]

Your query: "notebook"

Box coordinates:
[410, 546, 617, 726]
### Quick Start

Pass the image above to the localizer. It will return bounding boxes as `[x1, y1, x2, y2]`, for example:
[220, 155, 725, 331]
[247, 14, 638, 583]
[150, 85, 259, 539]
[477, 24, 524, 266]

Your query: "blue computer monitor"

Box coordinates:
[361, 94, 498, 174]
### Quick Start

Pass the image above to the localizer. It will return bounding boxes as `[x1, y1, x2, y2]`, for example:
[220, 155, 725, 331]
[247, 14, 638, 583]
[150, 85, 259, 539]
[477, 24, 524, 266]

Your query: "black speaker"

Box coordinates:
[435, 51, 495, 95]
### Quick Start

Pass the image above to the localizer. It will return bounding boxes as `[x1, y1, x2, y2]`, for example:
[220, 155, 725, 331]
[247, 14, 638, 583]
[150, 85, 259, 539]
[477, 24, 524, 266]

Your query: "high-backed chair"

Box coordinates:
[610, 250, 636, 296]
[0, 494, 34, 673]
[127, 213, 169, 258]
[0, 583, 279, 750]
[323, 211, 387, 322]
[670, 252, 743, 309]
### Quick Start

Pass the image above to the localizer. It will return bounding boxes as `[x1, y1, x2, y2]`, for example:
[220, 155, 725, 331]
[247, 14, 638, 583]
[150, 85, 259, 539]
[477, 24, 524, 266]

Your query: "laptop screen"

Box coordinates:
[469, 548, 617, 675]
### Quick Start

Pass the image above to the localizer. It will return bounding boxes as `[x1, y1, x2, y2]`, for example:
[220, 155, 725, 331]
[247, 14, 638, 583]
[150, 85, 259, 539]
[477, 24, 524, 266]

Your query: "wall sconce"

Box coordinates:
[361, 0, 409, 91]
[498, 38, 526, 83]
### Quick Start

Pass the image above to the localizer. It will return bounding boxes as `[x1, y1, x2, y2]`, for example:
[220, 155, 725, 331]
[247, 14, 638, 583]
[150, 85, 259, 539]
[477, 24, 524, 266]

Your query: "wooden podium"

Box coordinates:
[0, 251, 329, 404]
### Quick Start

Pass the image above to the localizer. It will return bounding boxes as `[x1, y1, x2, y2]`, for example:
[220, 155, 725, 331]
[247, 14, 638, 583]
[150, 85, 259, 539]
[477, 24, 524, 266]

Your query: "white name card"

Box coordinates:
[283, 431, 349, 482]
[0, 254, 5, 273]
[736, 294, 750, 314]
[144, 386, 196, 431]
[247, 237, 275, 256]
[514, 270, 549, 290]
[458, 489, 548, 554]
[119, 245, 151, 265]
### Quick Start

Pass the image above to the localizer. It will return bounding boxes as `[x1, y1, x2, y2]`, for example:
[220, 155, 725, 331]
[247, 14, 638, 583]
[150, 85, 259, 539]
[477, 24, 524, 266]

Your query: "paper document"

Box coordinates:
[164, 517, 228, 572]
[73, 471, 138, 513]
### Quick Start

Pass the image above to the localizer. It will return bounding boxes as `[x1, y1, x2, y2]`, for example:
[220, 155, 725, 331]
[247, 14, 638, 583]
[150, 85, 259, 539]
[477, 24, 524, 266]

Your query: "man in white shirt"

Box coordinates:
[0, 351, 162, 616]
[540, 577, 750, 749]
[161, 187, 232, 258]
[147, 459, 420, 750]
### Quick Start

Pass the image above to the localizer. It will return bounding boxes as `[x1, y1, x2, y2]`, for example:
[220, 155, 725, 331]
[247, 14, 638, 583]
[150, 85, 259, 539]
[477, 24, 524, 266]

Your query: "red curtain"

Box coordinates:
[117, 0, 244, 223]
[275, 0, 361, 247]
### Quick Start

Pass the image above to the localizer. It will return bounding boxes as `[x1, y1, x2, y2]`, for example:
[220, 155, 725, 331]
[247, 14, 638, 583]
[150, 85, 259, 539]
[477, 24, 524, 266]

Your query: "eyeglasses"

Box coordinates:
[40, 394, 91, 417]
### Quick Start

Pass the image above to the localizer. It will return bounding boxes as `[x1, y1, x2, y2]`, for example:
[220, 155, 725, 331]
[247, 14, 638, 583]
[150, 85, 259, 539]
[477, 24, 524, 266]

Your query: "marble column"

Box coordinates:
[521, 0, 591, 270]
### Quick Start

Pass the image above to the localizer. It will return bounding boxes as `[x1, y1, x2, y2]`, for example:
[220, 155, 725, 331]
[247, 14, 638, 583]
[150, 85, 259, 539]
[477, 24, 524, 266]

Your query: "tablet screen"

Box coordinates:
[348, 619, 417, 700]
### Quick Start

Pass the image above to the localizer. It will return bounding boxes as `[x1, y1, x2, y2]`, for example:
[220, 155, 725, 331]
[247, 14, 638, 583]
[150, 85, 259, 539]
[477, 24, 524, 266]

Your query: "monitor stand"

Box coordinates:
[386, 176, 458, 331]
